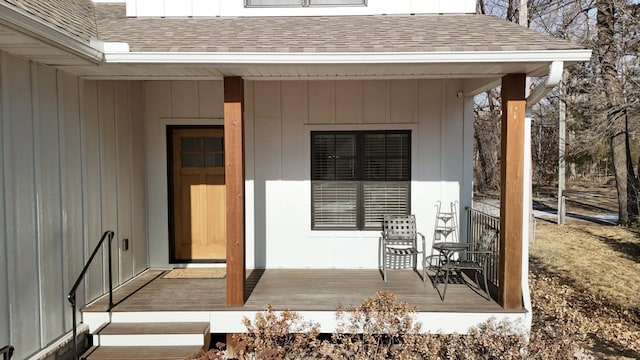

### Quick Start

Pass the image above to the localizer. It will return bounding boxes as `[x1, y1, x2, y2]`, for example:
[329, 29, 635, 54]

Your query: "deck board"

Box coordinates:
[96, 322, 209, 335]
[83, 269, 519, 313]
[81, 345, 202, 360]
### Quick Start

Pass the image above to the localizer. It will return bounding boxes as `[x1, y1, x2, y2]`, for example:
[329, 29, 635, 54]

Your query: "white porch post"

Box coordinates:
[522, 108, 533, 327]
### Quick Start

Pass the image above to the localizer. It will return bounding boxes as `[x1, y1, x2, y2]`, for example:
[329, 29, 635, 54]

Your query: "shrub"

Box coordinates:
[234, 305, 325, 360]
[328, 291, 431, 359]
[440, 319, 526, 360]
[185, 342, 226, 360]
[228, 292, 533, 360]
[187, 289, 598, 359]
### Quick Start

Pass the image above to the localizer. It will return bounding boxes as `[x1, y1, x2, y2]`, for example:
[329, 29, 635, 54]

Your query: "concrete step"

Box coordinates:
[93, 322, 210, 347]
[81, 345, 203, 360]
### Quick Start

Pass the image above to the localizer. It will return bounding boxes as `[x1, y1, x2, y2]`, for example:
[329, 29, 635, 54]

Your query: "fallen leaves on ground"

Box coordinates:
[530, 220, 640, 359]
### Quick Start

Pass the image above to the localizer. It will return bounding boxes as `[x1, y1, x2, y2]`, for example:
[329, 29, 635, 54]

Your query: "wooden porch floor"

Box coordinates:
[84, 269, 518, 313]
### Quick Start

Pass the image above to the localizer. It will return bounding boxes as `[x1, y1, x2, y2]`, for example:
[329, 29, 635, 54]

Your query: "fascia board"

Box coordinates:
[0, 3, 103, 64]
[104, 49, 592, 65]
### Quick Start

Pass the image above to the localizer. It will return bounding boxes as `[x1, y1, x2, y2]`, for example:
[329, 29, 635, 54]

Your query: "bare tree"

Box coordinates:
[594, 0, 639, 224]
[540, 0, 640, 225]
[475, 0, 640, 226]
[474, 90, 502, 191]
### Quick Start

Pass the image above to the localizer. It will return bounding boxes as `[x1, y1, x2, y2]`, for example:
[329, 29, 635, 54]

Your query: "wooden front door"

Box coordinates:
[170, 127, 226, 262]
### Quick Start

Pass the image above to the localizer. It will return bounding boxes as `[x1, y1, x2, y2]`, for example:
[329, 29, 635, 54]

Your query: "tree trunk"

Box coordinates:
[597, 0, 638, 225]
[507, 0, 517, 22]
[474, 130, 489, 191]
[624, 112, 639, 223]
[519, 0, 528, 26]
[478, 0, 486, 14]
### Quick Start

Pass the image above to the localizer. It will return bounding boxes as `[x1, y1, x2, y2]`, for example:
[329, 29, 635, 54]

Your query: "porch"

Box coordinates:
[82, 267, 525, 335]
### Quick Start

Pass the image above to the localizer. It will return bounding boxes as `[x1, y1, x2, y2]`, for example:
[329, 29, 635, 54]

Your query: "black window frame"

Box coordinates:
[311, 130, 411, 231]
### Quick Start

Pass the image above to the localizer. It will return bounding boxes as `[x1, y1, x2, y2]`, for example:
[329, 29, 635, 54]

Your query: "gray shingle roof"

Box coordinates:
[94, 4, 582, 53]
[3, 0, 97, 42]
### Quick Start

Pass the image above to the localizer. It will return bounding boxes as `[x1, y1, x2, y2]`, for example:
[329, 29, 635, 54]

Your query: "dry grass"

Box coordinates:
[531, 221, 640, 309]
[530, 219, 640, 359]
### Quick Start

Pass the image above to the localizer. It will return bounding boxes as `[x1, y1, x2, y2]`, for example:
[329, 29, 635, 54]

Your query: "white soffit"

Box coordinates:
[80, 49, 593, 80]
[61, 62, 579, 82]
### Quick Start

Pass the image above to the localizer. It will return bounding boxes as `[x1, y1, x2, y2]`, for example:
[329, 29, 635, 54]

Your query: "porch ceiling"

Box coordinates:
[57, 60, 562, 81]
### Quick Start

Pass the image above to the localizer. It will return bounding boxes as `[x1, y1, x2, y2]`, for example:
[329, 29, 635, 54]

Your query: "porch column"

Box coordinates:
[224, 76, 246, 307]
[499, 73, 526, 309]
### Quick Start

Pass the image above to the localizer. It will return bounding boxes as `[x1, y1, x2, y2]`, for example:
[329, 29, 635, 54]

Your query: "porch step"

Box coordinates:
[81, 345, 203, 360]
[93, 322, 210, 347]
[81, 322, 210, 359]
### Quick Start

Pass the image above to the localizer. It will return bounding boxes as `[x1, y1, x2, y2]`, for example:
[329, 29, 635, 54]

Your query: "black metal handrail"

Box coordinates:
[67, 230, 115, 360]
[1, 345, 14, 360]
[466, 207, 500, 287]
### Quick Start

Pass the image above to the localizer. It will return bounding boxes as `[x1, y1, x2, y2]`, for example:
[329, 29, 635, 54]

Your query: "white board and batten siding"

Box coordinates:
[145, 80, 225, 267]
[0, 51, 148, 359]
[123, 0, 477, 17]
[246, 79, 471, 269]
[145, 79, 473, 270]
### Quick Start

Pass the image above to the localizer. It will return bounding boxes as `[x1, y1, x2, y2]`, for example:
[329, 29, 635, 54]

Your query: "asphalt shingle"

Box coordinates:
[3, 0, 97, 42]
[0, 1, 583, 55]
[94, 4, 582, 54]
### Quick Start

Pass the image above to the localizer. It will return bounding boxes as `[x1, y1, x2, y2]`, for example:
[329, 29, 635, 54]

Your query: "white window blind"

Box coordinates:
[363, 182, 410, 228]
[312, 182, 358, 229]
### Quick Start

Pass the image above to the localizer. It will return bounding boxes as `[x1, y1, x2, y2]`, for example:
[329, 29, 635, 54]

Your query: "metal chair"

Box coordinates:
[379, 215, 426, 282]
[436, 226, 497, 300]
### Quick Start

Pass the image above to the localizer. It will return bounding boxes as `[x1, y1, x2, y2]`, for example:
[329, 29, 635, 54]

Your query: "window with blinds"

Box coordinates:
[311, 131, 411, 230]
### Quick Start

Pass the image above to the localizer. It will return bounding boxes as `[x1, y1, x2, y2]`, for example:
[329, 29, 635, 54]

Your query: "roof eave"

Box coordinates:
[103, 49, 592, 67]
[0, 3, 103, 65]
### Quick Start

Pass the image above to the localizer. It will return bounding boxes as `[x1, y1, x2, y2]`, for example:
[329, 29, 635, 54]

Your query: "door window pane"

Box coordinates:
[204, 137, 224, 151]
[182, 153, 202, 167]
[205, 153, 225, 168]
[181, 137, 201, 151]
[180, 135, 224, 168]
